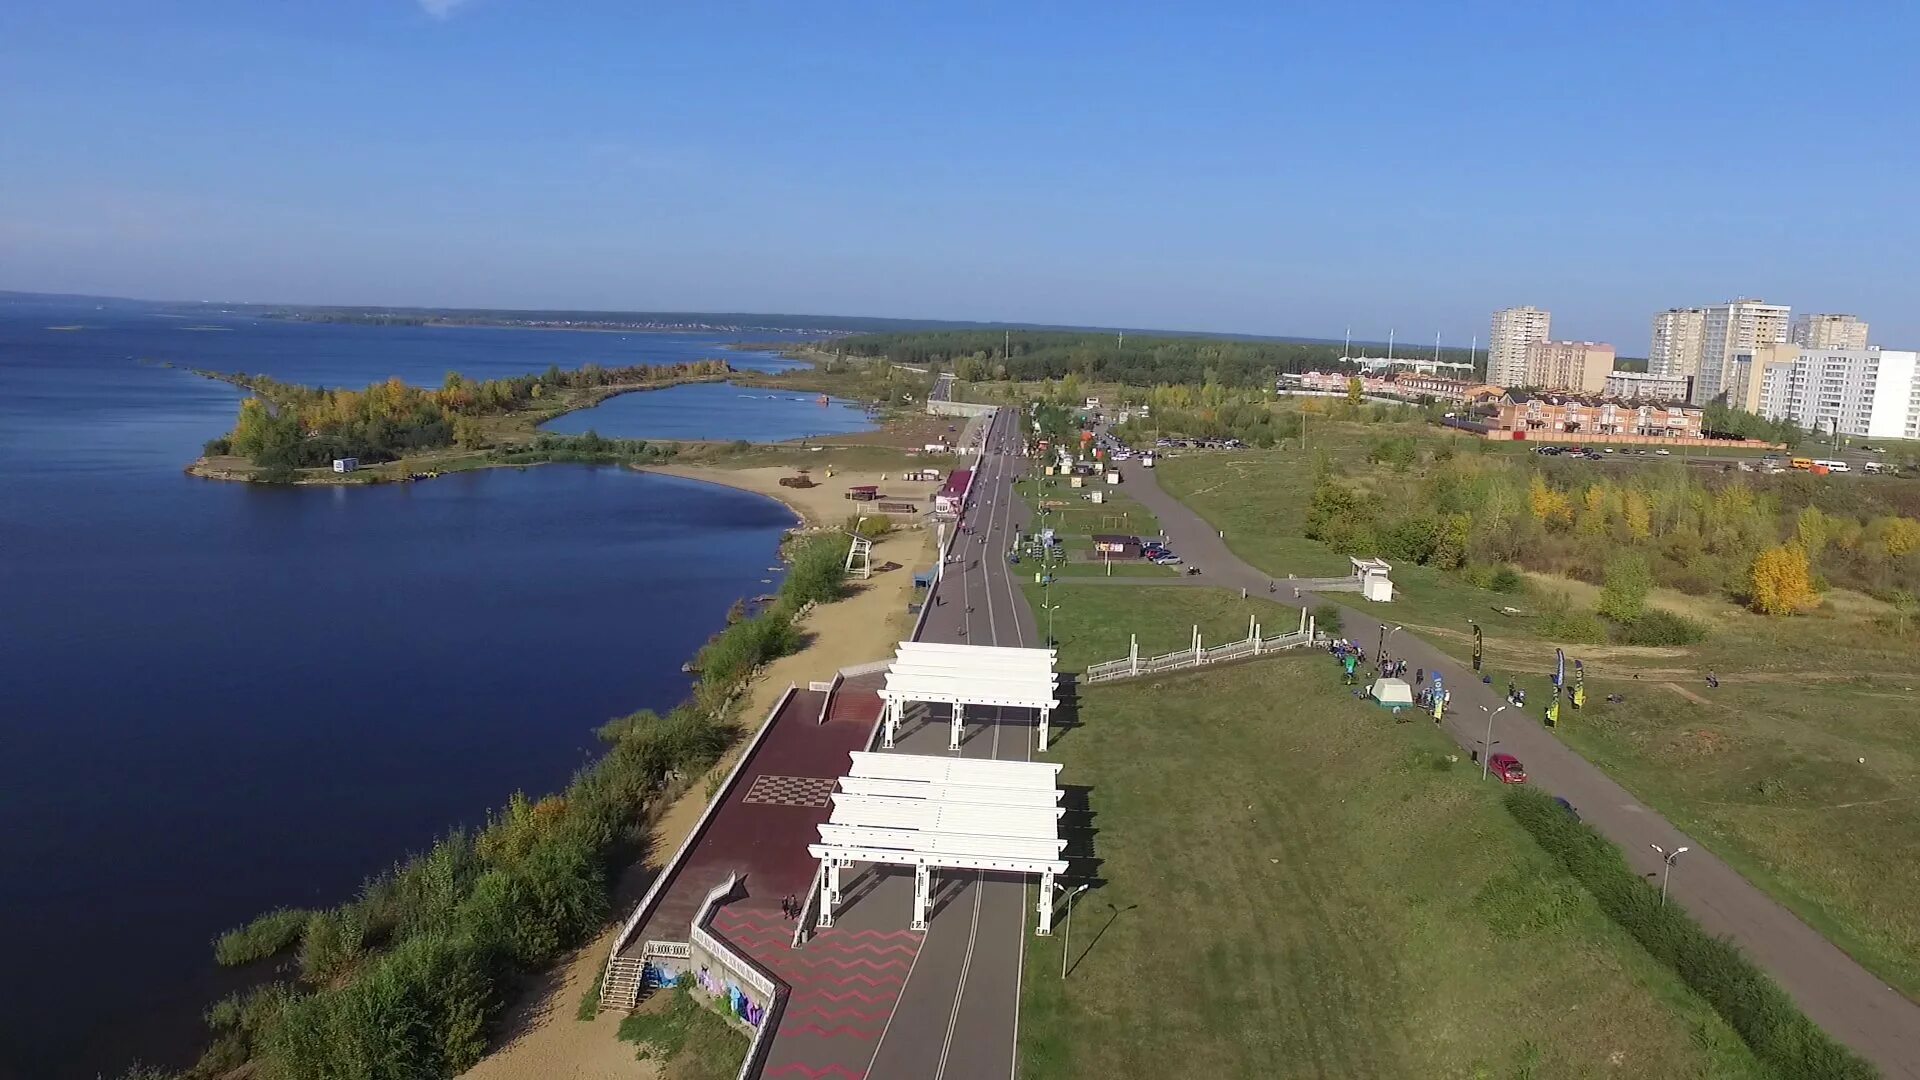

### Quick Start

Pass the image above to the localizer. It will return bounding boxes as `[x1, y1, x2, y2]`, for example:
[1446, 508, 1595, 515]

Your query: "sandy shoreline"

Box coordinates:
[637, 462, 936, 528]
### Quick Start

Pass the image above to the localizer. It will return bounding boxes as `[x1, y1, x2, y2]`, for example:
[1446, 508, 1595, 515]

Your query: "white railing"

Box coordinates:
[643, 940, 691, 960]
[792, 861, 826, 948]
[1083, 629, 1319, 683]
[692, 875, 777, 1000]
[602, 685, 800, 1004]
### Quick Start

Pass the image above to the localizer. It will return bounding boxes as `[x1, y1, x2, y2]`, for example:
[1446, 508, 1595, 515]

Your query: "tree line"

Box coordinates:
[834, 330, 1467, 388]
[1308, 448, 1920, 633]
[202, 360, 729, 474]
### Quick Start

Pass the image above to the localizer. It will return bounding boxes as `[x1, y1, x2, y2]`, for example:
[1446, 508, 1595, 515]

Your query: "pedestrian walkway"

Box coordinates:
[713, 903, 918, 1080]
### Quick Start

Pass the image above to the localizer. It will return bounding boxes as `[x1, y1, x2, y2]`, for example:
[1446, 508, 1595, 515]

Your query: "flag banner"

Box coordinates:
[1472, 625, 1484, 671]
[1554, 648, 1565, 688]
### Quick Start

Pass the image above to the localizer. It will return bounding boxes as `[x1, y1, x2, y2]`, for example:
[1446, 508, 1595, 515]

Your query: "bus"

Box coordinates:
[1813, 459, 1850, 473]
[1790, 457, 1815, 471]
[1864, 461, 1886, 475]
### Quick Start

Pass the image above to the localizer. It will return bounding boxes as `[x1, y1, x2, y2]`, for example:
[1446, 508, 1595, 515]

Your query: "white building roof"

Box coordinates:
[878, 642, 1058, 710]
[808, 752, 1068, 876]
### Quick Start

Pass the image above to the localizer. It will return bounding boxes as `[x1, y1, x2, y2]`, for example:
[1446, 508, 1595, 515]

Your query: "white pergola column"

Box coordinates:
[817, 858, 839, 929]
[949, 700, 964, 750]
[911, 864, 932, 931]
[1036, 870, 1056, 936]
[882, 698, 900, 749]
[1038, 707, 1052, 752]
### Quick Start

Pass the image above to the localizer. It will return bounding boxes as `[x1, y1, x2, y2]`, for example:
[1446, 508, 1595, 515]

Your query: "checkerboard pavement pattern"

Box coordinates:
[743, 774, 838, 808]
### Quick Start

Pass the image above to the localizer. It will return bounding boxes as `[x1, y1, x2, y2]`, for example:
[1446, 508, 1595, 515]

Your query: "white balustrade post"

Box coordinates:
[950, 701, 963, 750]
[1298, 606, 1307, 634]
[1036, 871, 1056, 936]
[1130, 634, 1139, 676]
[817, 858, 838, 928]
[912, 864, 932, 931]
[1039, 707, 1051, 752]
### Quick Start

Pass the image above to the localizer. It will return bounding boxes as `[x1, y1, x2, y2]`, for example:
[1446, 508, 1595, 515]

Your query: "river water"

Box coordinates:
[0, 299, 835, 1078]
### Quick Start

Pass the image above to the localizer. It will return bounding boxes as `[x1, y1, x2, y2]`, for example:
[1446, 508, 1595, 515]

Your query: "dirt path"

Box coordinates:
[459, 528, 929, 1080]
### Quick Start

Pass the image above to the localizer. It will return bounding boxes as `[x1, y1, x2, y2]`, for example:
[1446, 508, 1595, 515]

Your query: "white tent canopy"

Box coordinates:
[876, 641, 1060, 750]
[808, 752, 1069, 935]
[1369, 677, 1414, 705]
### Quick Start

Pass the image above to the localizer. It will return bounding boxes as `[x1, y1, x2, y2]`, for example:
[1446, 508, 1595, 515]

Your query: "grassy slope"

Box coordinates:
[1018, 654, 1764, 1079]
[1155, 443, 1920, 1001]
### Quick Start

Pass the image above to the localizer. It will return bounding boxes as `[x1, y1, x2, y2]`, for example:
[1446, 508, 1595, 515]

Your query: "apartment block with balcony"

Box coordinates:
[1790, 313, 1870, 350]
[1488, 306, 1551, 388]
[1649, 307, 1706, 380]
[1755, 346, 1920, 439]
[1695, 298, 1791, 404]
[1522, 340, 1614, 393]
[1604, 370, 1693, 401]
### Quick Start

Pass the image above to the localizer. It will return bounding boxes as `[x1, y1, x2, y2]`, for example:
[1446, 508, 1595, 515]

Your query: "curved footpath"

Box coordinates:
[1110, 455, 1920, 1079]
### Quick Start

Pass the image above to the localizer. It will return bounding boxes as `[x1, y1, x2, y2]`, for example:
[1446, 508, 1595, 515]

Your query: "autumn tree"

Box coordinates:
[1621, 489, 1652, 541]
[1528, 473, 1573, 530]
[1346, 377, 1364, 407]
[1749, 544, 1817, 616]
[1795, 506, 1830, 558]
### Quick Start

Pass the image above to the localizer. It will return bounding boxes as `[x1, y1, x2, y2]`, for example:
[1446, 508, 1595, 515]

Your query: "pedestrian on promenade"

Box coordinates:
[1415, 667, 1424, 684]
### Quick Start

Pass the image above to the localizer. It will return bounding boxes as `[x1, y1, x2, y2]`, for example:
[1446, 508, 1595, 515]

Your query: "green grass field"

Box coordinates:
[1155, 442, 1920, 1002]
[1020, 583, 1279, 670]
[1018, 652, 1765, 1079]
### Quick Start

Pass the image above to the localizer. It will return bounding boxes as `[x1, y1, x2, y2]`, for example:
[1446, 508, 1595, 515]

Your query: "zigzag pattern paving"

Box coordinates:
[711, 905, 920, 1079]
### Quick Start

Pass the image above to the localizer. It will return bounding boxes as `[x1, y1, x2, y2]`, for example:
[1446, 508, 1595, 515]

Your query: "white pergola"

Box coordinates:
[808, 752, 1069, 935]
[876, 641, 1060, 751]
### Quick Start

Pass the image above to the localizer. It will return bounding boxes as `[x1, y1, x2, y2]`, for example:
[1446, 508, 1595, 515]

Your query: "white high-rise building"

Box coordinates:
[1488, 306, 1551, 388]
[1649, 308, 1706, 380]
[1754, 346, 1920, 439]
[1695, 299, 1791, 404]
[1790, 313, 1870, 350]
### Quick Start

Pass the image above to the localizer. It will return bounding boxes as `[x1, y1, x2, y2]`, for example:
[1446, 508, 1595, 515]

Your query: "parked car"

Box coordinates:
[1488, 753, 1527, 784]
[1152, 554, 1182, 566]
[1553, 796, 1579, 820]
[1655, 449, 1671, 456]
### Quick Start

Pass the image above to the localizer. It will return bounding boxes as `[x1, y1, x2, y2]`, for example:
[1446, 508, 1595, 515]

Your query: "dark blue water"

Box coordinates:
[0, 300, 804, 1079]
[542, 381, 877, 442]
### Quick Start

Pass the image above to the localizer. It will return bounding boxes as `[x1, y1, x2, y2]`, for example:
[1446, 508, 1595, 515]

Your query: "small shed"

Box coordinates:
[1369, 678, 1414, 706]
[332, 457, 359, 473]
[1091, 534, 1140, 558]
[845, 485, 880, 502]
[1351, 556, 1394, 602]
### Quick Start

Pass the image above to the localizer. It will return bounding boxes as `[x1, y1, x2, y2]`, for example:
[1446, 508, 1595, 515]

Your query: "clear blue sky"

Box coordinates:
[3, 1, 1916, 349]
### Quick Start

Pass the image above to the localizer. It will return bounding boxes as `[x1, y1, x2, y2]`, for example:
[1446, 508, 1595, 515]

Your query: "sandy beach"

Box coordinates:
[460, 524, 931, 1080]
[638, 462, 943, 528]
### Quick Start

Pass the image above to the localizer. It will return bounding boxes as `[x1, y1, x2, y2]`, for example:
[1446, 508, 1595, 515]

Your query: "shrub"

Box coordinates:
[844, 514, 893, 540]
[1615, 608, 1709, 647]
[213, 907, 312, 966]
[779, 534, 851, 608]
[1504, 789, 1874, 1080]
[203, 435, 233, 456]
[1311, 603, 1343, 635]
[299, 907, 367, 986]
[1489, 566, 1525, 593]
[1597, 552, 1651, 622]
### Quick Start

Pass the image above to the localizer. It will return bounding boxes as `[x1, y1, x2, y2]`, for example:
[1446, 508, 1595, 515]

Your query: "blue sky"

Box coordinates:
[3, 2, 1916, 349]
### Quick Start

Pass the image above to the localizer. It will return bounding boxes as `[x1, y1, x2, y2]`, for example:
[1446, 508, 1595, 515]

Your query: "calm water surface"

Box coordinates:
[0, 300, 807, 1079]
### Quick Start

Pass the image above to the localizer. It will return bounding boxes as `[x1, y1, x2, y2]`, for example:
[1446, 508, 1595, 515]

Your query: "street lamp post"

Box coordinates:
[1479, 704, 1507, 780]
[1060, 883, 1090, 978]
[1650, 843, 1689, 904]
[1377, 623, 1402, 662]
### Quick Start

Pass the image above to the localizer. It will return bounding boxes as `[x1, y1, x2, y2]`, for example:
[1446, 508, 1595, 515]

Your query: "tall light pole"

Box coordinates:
[1479, 704, 1507, 780]
[1650, 844, 1689, 904]
[1377, 623, 1402, 661]
[1059, 883, 1090, 978]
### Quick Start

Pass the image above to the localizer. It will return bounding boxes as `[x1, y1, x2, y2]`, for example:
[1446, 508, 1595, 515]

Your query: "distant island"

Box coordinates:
[189, 359, 732, 484]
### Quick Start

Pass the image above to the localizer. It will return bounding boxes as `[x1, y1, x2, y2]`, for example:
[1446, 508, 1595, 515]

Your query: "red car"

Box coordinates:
[1489, 753, 1527, 784]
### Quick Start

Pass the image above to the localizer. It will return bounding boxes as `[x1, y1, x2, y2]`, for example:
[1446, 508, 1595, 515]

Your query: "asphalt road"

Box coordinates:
[855, 405, 1041, 1080]
[1112, 454, 1920, 1079]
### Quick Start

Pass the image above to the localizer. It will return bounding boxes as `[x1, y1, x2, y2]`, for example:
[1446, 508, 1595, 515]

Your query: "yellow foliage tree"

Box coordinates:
[1749, 543, 1817, 616]
[1577, 483, 1611, 535]
[1528, 473, 1573, 530]
[1874, 516, 1920, 557]
[1621, 490, 1652, 541]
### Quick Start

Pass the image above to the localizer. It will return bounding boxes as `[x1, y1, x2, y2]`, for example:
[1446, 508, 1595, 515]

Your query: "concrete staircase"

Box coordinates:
[598, 955, 646, 1014]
